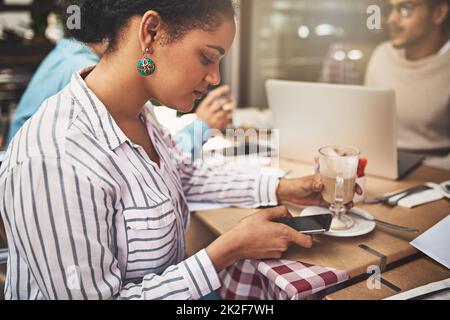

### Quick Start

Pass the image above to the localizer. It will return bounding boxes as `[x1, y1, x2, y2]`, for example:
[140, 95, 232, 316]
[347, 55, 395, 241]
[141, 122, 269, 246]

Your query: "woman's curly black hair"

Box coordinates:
[60, 0, 236, 51]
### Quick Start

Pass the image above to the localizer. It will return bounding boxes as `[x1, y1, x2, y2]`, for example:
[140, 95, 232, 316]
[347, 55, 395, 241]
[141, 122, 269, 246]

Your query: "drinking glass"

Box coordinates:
[318, 145, 360, 231]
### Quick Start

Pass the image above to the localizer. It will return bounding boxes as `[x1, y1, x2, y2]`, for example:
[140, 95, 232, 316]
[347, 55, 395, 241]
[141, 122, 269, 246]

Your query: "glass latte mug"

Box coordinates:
[318, 145, 360, 231]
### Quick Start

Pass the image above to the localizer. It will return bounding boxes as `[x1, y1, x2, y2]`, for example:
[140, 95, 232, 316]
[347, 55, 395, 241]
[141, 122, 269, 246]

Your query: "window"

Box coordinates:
[236, 0, 388, 108]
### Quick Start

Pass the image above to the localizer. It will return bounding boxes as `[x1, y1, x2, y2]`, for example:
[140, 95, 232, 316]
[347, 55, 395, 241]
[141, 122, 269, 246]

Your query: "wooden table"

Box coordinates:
[187, 159, 450, 297]
[326, 257, 450, 300]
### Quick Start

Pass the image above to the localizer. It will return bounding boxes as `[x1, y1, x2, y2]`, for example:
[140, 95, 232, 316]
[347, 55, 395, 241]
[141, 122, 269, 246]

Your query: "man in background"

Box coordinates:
[365, 0, 450, 170]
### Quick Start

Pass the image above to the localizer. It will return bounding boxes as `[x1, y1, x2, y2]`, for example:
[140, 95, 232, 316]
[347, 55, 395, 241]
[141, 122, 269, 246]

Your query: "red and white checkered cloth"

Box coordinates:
[219, 259, 350, 300]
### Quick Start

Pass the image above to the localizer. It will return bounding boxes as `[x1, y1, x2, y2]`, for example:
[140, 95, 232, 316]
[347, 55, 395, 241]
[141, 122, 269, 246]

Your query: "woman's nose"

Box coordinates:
[205, 66, 221, 86]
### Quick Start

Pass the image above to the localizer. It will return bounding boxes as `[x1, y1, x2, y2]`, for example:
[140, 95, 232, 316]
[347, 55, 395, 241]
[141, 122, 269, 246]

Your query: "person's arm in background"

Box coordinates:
[176, 86, 233, 158]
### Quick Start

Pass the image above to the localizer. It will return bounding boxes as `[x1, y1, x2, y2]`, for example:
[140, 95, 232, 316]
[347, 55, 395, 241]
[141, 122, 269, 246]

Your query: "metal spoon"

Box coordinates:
[347, 210, 419, 233]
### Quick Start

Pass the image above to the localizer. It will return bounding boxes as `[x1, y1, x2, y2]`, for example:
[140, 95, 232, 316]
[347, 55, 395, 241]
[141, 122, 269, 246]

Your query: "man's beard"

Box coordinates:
[390, 26, 429, 49]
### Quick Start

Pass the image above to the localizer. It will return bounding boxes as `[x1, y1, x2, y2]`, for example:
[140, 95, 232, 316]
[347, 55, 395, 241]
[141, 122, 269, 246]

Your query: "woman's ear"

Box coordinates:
[139, 10, 163, 52]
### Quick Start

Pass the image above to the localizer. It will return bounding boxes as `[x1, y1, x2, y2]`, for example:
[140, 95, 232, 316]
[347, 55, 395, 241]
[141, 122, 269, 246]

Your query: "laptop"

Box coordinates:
[266, 79, 424, 180]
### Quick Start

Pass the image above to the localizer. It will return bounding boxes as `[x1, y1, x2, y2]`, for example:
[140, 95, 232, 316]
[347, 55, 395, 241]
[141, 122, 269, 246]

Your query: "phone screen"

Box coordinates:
[275, 214, 333, 234]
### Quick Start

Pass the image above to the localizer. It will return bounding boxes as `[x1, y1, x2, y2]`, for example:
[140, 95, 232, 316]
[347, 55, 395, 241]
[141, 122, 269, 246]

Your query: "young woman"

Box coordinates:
[0, 0, 350, 300]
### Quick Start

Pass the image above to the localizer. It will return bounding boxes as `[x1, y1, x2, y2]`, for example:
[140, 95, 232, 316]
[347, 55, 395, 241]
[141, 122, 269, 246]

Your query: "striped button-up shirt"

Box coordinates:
[0, 70, 279, 300]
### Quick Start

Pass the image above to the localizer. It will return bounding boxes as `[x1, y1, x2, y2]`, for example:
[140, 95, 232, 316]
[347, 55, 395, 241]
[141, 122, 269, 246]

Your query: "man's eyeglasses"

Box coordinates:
[383, 1, 427, 18]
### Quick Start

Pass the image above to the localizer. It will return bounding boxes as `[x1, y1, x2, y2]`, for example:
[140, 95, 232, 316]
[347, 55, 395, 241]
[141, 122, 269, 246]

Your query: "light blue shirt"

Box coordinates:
[7, 38, 100, 143]
[7, 38, 210, 157]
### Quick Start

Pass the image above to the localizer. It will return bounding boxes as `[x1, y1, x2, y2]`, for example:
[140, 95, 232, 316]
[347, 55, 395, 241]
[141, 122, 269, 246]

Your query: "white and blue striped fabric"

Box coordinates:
[0, 69, 279, 300]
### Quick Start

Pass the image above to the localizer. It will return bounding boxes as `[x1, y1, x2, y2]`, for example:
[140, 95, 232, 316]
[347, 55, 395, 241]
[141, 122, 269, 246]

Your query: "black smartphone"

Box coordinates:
[274, 214, 333, 235]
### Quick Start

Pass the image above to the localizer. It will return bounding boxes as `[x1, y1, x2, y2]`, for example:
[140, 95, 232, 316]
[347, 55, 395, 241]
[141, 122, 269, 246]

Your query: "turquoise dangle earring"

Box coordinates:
[137, 48, 156, 76]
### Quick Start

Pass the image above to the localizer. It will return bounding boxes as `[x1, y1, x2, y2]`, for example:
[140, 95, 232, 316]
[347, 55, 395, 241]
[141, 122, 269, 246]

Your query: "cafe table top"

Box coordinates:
[325, 256, 450, 300]
[193, 159, 450, 279]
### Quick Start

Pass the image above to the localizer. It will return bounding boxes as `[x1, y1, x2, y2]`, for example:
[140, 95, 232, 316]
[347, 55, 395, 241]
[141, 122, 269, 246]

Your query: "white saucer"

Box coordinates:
[301, 207, 376, 238]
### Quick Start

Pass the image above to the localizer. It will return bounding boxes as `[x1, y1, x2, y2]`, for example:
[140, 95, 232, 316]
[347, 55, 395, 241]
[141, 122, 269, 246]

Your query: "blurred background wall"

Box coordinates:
[0, 0, 59, 150]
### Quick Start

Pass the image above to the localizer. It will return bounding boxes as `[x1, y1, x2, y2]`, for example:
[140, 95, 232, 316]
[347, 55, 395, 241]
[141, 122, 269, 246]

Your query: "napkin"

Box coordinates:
[397, 189, 445, 208]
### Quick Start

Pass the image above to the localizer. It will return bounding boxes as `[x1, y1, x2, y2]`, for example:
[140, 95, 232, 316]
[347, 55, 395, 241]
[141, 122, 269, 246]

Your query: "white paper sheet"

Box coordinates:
[410, 215, 450, 269]
[385, 278, 450, 300]
[398, 189, 445, 208]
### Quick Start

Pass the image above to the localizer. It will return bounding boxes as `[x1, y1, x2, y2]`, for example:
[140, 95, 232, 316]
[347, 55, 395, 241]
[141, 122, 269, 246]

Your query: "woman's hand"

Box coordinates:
[206, 206, 313, 272]
[276, 174, 328, 207]
[276, 174, 363, 208]
[196, 85, 234, 130]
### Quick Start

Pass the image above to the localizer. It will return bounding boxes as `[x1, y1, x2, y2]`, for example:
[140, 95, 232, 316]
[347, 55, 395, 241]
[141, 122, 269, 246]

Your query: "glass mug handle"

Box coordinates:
[333, 173, 345, 221]
[334, 173, 344, 205]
